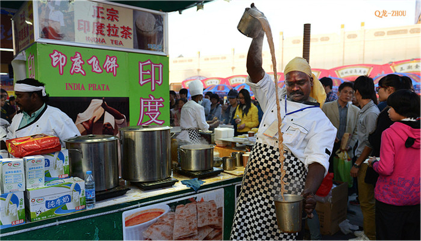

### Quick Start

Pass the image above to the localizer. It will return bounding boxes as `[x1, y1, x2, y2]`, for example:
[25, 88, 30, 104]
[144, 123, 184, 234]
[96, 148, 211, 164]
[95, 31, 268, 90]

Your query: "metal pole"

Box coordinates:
[302, 24, 311, 63]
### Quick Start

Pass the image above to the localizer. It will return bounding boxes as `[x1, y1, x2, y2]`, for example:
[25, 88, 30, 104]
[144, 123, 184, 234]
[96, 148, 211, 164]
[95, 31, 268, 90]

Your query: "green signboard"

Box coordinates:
[25, 43, 169, 127]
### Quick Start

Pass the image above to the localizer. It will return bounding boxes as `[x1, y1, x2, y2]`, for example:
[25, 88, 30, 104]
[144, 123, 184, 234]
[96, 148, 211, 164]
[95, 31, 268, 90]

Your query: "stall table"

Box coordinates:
[0, 172, 244, 240]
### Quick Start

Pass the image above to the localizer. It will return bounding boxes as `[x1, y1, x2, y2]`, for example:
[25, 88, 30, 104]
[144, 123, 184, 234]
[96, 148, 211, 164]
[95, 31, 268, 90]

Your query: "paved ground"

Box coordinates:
[302, 193, 364, 240]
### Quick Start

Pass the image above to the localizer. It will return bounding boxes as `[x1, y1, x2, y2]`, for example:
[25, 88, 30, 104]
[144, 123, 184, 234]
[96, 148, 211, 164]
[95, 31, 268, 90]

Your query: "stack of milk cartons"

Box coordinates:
[25, 149, 85, 222]
[43, 149, 70, 182]
[0, 155, 26, 229]
[26, 177, 86, 222]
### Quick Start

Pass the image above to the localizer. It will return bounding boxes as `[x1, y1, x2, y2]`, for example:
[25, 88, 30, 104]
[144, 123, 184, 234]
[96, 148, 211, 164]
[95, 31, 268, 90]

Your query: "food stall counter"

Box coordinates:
[0, 171, 244, 241]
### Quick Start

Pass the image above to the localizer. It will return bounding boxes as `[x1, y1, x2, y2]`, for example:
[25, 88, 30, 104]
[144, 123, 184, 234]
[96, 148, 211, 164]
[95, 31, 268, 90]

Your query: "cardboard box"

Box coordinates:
[43, 149, 69, 179]
[24, 155, 45, 189]
[1, 159, 25, 194]
[0, 191, 25, 229]
[26, 177, 85, 222]
[314, 182, 348, 235]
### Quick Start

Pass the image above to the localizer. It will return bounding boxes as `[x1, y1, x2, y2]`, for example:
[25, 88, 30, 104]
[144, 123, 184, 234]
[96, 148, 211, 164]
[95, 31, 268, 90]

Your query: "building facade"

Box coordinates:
[169, 24, 421, 90]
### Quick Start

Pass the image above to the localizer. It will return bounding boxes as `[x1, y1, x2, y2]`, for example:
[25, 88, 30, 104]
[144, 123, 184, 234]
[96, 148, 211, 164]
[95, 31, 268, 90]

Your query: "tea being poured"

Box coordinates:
[237, 4, 287, 199]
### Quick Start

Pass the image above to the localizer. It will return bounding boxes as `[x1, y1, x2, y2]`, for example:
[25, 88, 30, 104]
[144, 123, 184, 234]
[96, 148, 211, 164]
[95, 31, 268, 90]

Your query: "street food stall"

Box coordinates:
[0, 1, 248, 240]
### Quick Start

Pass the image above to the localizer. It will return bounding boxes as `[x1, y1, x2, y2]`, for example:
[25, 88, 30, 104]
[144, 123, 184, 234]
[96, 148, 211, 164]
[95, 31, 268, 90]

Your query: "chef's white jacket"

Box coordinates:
[4, 105, 80, 147]
[248, 74, 337, 176]
[177, 100, 209, 143]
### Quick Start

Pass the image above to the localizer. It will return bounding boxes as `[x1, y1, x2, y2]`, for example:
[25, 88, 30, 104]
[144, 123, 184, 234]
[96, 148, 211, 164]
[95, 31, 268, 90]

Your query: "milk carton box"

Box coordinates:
[0, 191, 25, 229]
[23, 155, 45, 189]
[26, 177, 85, 222]
[0, 150, 9, 159]
[1, 159, 25, 194]
[43, 149, 69, 179]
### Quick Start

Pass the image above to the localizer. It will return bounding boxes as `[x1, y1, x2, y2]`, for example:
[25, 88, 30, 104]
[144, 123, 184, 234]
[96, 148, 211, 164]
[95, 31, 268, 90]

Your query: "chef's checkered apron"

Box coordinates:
[187, 129, 200, 144]
[231, 142, 307, 240]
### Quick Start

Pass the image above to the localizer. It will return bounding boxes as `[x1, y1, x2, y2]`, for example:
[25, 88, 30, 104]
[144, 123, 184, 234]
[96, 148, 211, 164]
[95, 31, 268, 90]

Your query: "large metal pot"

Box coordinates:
[179, 144, 215, 171]
[120, 126, 171, 182]
[65, 134, 119, 191]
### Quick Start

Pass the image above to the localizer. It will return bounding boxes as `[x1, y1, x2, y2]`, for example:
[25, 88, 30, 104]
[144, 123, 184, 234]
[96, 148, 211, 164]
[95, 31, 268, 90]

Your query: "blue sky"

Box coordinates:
[168, 0, 418, 57]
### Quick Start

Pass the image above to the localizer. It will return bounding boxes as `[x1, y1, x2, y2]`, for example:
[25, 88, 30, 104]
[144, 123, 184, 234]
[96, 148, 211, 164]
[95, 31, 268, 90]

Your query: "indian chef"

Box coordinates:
[176, 80, 219, 144]
[230, 5, 337, 240]
[0, 78, 80, 149]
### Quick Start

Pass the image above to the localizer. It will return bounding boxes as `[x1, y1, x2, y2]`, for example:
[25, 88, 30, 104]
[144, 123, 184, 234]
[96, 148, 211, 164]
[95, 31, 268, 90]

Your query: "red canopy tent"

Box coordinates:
[201, 77, 228, 88]
[388, 58, 421, 74]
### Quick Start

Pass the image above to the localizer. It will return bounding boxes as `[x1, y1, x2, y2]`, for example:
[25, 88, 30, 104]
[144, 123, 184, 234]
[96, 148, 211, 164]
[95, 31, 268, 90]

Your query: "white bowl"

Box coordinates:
[123, 204, 170, 240]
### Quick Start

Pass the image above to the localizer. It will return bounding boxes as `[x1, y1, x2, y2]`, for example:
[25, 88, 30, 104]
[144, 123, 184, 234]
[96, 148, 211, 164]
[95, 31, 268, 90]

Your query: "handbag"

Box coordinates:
[334, 151, 353, 188]
[364, 164, 379, 185]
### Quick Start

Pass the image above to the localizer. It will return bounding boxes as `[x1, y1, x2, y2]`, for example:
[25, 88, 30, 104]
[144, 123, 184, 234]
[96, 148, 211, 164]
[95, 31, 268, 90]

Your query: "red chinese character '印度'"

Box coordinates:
[138, 59, 163, 91]
[49, 50, 67, 75]
[92, 22, 106, 36]
[70, 52, 86, 76]
[138, 95, 165, 125]
[77, 20, 90, 34]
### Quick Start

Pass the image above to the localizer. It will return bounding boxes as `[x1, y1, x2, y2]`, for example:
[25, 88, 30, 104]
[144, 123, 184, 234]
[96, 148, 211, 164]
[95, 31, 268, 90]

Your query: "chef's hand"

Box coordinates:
[101, 98, 109, 110]
[235, 118, 241, 124]
[238, 124, 246, 130]
[350, 166, 359, 178]
[82, 116, 96, 134]
[302, 191, 316, 219]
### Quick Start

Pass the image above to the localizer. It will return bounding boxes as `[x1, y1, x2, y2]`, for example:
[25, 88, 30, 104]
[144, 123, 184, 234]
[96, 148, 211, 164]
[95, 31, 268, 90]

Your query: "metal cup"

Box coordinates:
[222, 157, 235, 171]
[231, 152, 243, 167]
[237, 7, 264, 38]
[273, 194, 306, 233]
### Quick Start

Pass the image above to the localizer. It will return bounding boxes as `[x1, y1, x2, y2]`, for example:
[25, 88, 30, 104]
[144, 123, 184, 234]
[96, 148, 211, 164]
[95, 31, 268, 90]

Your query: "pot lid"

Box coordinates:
[120, 125, 171, 132]
[180, 144, 215, 150]
[65, 134, 118, 143]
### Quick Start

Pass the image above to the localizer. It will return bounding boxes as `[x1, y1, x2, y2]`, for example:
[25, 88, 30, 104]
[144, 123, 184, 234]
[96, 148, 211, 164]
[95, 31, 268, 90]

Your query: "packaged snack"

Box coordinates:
[6, 134, 61, 158]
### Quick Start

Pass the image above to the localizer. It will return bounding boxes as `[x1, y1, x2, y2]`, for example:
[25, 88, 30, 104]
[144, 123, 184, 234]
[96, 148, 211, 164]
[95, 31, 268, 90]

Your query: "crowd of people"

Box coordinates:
[169, 6, 419, 240]
[169, 85, 263, 138]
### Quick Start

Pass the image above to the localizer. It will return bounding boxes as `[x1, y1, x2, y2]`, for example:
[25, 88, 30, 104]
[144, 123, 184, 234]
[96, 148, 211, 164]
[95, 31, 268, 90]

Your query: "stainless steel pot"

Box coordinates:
[179, 144, 214, 171]
[120, 126, 171, 182]
[65, 134, 119, 191]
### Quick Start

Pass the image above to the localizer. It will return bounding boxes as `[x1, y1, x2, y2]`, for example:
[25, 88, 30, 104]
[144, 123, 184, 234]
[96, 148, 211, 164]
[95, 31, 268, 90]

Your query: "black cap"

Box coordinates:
[227, 89, 238, 98]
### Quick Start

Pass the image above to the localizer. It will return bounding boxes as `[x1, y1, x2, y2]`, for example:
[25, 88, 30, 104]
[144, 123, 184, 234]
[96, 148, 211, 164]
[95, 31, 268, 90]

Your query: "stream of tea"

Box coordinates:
[256, 15, 287, 200]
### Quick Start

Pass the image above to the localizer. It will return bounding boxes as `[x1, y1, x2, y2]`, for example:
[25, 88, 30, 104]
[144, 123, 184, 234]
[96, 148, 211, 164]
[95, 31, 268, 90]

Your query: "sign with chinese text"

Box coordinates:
[13, 1, 34, 54]
[74, 1, 133, 48]
[34, 0, 166, 55]
[27, 43, 169, 126]
[390, 59, 421, 74]
[201, 77, 227, 88]
[226, 75, 247, 87]
[334, 65, 373, 80]
[128, 52, 169, 126]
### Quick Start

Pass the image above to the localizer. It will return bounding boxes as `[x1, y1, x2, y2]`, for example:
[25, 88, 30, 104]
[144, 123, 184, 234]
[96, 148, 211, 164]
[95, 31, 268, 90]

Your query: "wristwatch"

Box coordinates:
[353, 163, 360, 168]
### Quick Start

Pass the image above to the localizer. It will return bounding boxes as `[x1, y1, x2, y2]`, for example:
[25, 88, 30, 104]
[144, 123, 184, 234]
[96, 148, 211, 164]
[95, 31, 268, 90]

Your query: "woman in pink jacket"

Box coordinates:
[368, 89, 420, 240]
